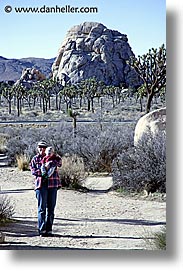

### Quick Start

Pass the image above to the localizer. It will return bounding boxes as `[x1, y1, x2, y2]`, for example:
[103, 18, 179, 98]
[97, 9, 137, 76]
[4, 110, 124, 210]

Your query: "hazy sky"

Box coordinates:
[0, 0, 166, 59]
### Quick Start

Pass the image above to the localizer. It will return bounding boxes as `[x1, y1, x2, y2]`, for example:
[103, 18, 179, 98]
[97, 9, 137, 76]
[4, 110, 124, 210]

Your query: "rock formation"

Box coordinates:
[52, 22, 140, 87]
[134, 107, 166, 146]
[15, 67, 46, 88]
[0, 56, 54, 82]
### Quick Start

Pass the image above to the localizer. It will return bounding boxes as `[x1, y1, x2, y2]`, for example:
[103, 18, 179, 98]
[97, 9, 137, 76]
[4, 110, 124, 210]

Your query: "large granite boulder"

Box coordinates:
[134, 107, 166, 146]
[15, 67, 46, 88]
[52, 22, 139, 87]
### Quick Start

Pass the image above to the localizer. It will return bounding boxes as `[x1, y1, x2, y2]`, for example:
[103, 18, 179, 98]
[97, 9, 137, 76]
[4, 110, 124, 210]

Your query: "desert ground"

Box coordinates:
[0, 167, 166, 250]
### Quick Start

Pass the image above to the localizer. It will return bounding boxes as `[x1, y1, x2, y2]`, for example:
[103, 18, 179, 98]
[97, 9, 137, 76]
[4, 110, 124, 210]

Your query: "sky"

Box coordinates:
[0, 0, 166, 59]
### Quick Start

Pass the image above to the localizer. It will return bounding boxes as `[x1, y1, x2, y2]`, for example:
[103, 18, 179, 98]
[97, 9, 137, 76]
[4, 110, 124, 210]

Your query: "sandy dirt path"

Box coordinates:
[0, 168, 166, 250]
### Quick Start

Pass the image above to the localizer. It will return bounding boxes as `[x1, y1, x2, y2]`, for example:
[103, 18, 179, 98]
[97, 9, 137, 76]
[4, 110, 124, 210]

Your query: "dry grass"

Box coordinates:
[16, 154, 30, 171]
[58, 154, 87, 190]
[0, 195, 15, 224]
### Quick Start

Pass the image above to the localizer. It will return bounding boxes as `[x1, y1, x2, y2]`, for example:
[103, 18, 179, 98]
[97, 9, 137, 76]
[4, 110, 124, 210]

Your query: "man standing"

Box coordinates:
[30, 140, 62, 237]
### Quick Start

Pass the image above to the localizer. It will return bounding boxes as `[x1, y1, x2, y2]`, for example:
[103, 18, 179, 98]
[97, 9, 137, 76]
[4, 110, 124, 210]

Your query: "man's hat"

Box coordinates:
[37, 140, 48, 147]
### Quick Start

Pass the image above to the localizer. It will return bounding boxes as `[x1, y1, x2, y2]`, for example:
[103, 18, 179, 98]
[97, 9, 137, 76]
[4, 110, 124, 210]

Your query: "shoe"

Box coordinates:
[39, 232, 47, 237]
[46, 231, 54, 237]
[39, 230, 47, 237]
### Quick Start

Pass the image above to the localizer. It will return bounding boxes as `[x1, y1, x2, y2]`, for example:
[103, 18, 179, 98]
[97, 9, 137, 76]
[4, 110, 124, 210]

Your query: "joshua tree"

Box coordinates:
[79, 78, 98, 112]
[12, 84, 27, 116]
[68, 108, 79, 137]
[1, 85, 14, 114]
[31, 79, 52, 113]
[128, 44, 166, 113]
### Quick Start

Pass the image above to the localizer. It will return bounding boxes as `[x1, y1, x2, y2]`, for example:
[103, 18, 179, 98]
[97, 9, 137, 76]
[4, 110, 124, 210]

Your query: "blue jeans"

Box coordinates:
[36, 186, 57, 234]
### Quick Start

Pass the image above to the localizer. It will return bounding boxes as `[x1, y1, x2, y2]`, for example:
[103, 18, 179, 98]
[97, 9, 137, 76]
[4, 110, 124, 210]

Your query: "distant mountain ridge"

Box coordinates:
[0, 56, 55, 82]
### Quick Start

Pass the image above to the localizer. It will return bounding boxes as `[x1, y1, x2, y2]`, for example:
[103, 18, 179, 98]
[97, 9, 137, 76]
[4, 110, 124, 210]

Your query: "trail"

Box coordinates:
[0, 168, 166, 250]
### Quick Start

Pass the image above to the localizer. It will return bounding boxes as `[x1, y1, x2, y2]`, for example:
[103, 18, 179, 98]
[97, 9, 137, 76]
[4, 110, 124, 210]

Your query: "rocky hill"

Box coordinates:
[0, 56, 54, 82]
[0, 22, 140, 87]
[52, 21, 140, 87]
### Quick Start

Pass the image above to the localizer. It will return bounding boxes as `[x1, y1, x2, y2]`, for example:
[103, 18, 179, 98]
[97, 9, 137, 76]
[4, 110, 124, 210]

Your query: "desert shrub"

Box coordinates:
[68, 123, 135, 173]
[0, 195, 15, 224]
[6, 136, 28, 165]
[0, 133, 9, 153]
[2, 125, 62, 164]
[27, 123, 135, 173]
[145, 226, 166, 250]
[16, 153, 30, 171]
[42, 122, 71, 156]
[153, 226, 166, 250]
[58, 154, 87, 190]
[112, 132, 166, 193]
[1, 122, 135, 174]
